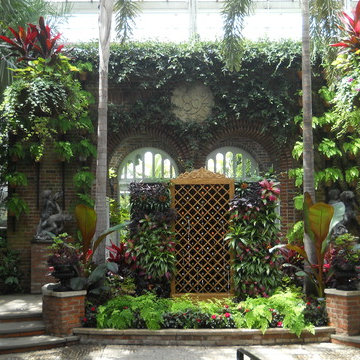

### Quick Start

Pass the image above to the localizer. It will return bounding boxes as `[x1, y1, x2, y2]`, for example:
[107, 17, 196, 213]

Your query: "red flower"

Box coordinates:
[83, 317, 88, 322]
[196, 318, 201, 323]
[224, 305, 229, 309]
[123, 306, 129, 309]
[277, 321, 283, 327]
[245, 309, 250, 313]
[224, 312, 231, 318]
[306, 302, 311, 306]
[211, 315, 217, 319]
[91, 306, 96, 312]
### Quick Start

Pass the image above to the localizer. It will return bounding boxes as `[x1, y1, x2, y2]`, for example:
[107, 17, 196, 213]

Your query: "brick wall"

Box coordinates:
[42, 284, 86, 336]
[325, 288, 360, 335]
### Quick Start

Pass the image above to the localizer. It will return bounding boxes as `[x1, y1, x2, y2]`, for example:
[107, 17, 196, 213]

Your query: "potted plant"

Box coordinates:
[75, 61, 93, 81]
[5, 172, 28, 188]
[29, 143, 44, 162]
[47, 233, 82, 291]
[72, 139, 96, 162]
[330, 233, 360, 290]
[54, 141, 73, 162]
[73, 168, 95, 193]
[7, 194, 29, 220]
[9, 142, 25, 162]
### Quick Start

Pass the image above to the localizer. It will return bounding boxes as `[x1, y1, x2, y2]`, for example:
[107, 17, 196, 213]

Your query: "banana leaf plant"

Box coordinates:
[70, 204, 129, 293]
[272, 192, 345, 297]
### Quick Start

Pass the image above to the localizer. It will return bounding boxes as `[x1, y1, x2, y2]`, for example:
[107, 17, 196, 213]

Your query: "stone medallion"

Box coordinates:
[171, 82, 214, 123]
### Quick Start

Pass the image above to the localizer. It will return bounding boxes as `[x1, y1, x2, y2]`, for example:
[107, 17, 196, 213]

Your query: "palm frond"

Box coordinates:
[114, 0, 141, 44]
[221, 0, 253, 71]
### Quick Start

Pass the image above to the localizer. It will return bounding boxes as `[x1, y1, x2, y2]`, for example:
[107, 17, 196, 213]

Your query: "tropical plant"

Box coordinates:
[6, 193, 28, 220]
[8, 142, 25, 161]
[278, 192, 345, 297]
[0, 16, 64, 62]
[127, 216, 177, 280]
[226, 180, 282, 299]
[54, 141, 73, 162]
[72, 139, 97, 161]
[114, 0, 140, 43]
[5, 171, 27, 187]
[73, 168, 95, 193]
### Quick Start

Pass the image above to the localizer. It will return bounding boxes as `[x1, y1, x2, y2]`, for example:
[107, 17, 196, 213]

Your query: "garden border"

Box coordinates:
[72, 327, 335, 346]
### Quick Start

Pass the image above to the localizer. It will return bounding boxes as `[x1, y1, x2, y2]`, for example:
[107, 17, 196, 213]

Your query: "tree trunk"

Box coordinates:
[301, 0, 317, 293]
[94, 0, 114, 264]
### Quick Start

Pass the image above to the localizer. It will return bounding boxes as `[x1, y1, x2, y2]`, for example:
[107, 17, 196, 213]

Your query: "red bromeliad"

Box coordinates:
[0, 16, 63, 62]
[330, 0, 360, 52]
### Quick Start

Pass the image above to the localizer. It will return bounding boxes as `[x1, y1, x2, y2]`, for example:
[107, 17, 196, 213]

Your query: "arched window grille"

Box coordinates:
[118, 147, 178, 192]
[206, 146, 258, 180]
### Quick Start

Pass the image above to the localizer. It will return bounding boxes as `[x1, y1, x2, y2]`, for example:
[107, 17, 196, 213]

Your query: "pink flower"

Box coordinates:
[348, 78, 354, 82]
[277, 321, 283, 327]
[196, 318, 201, 323]
[91, 306, 96, 312]
[211, 315, 217, 319]
[48, 266, 54, 272]
[224, 305, 229, 309]
[83, 317, 88, 322]
[269, 195, 276, 201]
[224, 312, 231, 318]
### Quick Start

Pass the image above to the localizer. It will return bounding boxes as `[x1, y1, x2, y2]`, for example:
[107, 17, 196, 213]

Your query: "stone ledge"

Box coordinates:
[73, 327, 335, 346]
[325, 289, 360, 297]
[42, 284, 87, 298]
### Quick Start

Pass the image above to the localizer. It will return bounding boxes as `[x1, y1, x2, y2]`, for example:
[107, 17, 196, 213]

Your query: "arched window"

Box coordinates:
[206, 146, 258, 180]
[118, 148, 178, 192]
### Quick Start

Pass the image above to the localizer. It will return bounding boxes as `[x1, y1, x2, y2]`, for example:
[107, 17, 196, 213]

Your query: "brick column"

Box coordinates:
[325, 288, 360, 335]
[31, 241, 57, 294]
[42, 284, 86, 336]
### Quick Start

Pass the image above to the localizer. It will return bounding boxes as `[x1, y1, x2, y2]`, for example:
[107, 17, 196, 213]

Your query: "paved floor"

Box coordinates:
[0, 343, 360, 360]
[0, 295, 42, 316]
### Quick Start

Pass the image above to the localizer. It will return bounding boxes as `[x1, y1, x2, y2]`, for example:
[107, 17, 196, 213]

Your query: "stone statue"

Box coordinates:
[34, 190, 71, 241]
[328, 189, 358, 238]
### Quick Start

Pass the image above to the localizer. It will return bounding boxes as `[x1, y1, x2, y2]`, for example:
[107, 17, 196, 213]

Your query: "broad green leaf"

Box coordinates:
[75, 204, 96, 253]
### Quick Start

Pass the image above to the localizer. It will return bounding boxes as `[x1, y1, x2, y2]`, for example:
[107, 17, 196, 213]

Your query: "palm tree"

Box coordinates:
[94, 0, 139, 263]
[94, 0, 115, 264]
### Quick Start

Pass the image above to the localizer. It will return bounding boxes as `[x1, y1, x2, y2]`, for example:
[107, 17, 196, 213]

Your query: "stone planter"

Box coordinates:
[325, 288, 360, 335]
[42, 283, 86, 336]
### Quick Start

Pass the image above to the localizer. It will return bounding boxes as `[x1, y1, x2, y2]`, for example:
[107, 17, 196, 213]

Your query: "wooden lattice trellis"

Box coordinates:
[170, 168, 234, 298]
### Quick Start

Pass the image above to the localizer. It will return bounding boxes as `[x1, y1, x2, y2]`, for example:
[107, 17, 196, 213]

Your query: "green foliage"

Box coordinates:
[72, 40, 305, 149]
[128, 217, 176, 280]
[6, 193, 28, 220]
[97, 293, 171, 330]
[95, 290, 314, 335]
[0, 236, 23, 294]
[237, 290, 314, 336]
[73, 168, 95, 193]
[226, 180, 282, 299]
[5, 171, 27, 187]
[54, 141, 73, 161]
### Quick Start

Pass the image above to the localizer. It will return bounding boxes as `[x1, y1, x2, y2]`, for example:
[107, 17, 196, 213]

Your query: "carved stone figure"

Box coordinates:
[34, 190, 71, 241]
[328, 189, 358, 238]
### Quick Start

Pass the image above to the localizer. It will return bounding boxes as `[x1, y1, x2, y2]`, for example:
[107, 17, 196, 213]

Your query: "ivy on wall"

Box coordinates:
[72, 40, 326, 162]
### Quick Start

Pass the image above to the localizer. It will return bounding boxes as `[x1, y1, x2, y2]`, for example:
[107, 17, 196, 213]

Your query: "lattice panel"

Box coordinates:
[171, 169, 234, 295]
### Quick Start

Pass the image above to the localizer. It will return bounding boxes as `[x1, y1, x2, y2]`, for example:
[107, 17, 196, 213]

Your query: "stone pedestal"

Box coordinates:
[42, 284, 86, 336]
[325, 288, 360, 335]
[31, 241, 56, 294]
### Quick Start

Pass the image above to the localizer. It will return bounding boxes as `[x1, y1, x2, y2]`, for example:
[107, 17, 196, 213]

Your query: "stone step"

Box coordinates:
[0, 335, 79, 355]
[0, 311, 42, 323]
[331, 334, 360, 349]
[0, 320, 46, 338]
